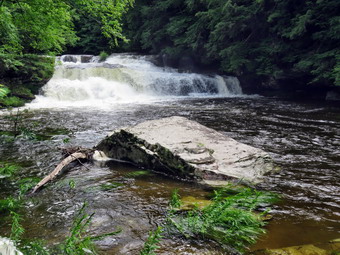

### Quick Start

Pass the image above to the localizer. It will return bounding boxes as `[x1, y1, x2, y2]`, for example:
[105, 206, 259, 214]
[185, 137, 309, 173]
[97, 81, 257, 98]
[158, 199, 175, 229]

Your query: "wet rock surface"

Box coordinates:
[96, 116, 276, 186]
[250, 238, 340, 255]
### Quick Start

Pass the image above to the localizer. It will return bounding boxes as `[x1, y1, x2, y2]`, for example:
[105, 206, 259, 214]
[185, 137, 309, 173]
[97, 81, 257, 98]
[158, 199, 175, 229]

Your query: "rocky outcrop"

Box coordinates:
[96, 116, 276, 187]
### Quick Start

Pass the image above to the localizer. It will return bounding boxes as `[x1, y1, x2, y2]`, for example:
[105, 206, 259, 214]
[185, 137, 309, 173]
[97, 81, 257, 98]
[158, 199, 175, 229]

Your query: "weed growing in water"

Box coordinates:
[0, 196, 21, 212]
[5, 202, 121, 255]
[169, 189, 181, 210]
[99, 182, 124, 191]
[60, 203, 97, 254]
[125, 170, 153, 178]
[99, 51, 109, 62]
[0, 162, 20, 177]
[166, 185, 279, 252]
[60, 202, 122, 255]
[69, 179, 76, 189]
[140, 226, 163, 255]
[20, 240, 50, 255]
[17, 177, 40, 197]
[10, 211, 25, 241]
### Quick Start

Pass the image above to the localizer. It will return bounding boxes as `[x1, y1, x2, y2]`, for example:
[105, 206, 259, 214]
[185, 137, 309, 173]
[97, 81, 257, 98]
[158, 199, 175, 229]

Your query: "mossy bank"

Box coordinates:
[0, 54, 55, 108]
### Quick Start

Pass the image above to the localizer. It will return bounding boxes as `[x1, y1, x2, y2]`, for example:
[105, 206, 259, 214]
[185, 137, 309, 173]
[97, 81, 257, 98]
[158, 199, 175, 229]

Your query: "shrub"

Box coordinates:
[99, 51, 109, 62]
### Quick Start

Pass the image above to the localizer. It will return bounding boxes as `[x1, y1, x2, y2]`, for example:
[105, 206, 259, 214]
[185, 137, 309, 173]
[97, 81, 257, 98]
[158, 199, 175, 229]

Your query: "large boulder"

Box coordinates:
[95, 116, 275, 186]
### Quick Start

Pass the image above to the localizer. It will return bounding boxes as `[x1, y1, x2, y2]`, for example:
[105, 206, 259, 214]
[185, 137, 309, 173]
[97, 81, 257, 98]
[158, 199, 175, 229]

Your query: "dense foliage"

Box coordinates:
[0, 0, 134, 107]
[0, 0, 134, 55]
[0, 54, 55, 108]
[119, 0, 339, 88]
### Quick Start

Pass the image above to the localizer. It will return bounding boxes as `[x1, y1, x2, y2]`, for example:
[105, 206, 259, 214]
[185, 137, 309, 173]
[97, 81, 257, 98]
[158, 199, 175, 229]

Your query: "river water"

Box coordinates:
[0, 54, 339, 254]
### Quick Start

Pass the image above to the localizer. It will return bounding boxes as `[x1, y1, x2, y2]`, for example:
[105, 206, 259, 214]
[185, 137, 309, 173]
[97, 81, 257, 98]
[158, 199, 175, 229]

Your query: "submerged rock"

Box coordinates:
[95, 116, 275, 186]
[250, 238, 340, 255]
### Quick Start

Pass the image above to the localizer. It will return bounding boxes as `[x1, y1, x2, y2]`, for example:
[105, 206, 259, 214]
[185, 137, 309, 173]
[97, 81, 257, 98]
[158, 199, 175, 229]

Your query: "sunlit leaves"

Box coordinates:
[0, 0, 134, 54]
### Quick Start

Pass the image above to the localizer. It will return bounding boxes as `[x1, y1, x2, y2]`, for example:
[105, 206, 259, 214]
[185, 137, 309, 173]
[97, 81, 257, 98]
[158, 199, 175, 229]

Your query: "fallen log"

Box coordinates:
[30, 152, 88, 194]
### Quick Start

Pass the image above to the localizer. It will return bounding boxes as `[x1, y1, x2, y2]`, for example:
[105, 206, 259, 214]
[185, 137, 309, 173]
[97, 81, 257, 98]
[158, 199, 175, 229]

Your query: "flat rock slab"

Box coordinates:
[95, 116, 275, 186]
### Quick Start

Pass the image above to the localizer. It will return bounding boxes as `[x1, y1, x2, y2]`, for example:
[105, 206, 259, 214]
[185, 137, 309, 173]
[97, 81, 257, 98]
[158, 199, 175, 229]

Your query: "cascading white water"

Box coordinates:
[29, 54, 243, 108]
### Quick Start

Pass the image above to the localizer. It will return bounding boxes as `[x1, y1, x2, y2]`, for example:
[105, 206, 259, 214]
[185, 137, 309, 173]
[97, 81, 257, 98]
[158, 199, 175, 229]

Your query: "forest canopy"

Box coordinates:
[119, 0, 339, 87]
[0, 0, 339, 88]
[0, 0, 134, 55]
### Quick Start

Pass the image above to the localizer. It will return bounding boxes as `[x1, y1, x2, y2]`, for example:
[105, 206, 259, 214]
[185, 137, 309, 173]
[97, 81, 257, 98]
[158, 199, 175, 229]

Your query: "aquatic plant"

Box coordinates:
[69, 180, 76, 189]
[125, 170, 153, 178]
[140, 226, 163, 255]
[169, 189, 181, 210]
[18, 177, 40, 196]
[166, 185, 278, 252]
[60, 203, 121, 255]
[99, 51, 109, 62]
[61, 203, 97, 255]
[20, 240, 50, 255]
[0, 196, 21, 212]
[10, 211, 24, 241]
[4, 202, 121, 255]
[0, 162, 20, 177]
[99, 182, 124, 191]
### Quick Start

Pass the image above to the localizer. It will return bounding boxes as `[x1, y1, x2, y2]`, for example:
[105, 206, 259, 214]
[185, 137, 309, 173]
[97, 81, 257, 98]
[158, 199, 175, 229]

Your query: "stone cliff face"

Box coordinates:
[96, 116, 277, 187]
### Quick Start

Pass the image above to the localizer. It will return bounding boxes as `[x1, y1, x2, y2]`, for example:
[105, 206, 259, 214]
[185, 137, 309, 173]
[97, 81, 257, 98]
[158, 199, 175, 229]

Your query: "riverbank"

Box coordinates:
[0, 54, 55, 108]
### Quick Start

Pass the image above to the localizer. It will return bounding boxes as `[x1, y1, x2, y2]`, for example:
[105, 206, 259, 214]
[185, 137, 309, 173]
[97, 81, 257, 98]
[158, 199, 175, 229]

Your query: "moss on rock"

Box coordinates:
[10, 86, 35, 100]
[0, 96, 25, 107]
[0, 54, 55, 107]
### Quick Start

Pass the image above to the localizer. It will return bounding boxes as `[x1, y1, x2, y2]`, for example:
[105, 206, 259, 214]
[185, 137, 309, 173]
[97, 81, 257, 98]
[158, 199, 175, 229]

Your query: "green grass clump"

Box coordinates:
[99, 51, 109, 62]
[61, 203, 97, 255]
[20, 240, 50, 255]
[169, 189, 181, 209]
[5, 202, 120, 255]
[0, 96, 25, 107]
[100, 182, 124, 191]
[60, 203, 121, 255]
[10, 211, 25, 241]
[17, 177, 40, 196]
[125, 170, 153, 178]
[0, 84, 10, 98]
[0, 162, 20, 177]
[140, 226, 163, 255]
[167, 185, 279, 252]
[0, 197, 21, 212]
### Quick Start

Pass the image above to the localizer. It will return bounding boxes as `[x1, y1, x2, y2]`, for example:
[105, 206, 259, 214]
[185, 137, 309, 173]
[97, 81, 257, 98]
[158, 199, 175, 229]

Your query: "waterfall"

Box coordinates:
[30, 54, 243, 108]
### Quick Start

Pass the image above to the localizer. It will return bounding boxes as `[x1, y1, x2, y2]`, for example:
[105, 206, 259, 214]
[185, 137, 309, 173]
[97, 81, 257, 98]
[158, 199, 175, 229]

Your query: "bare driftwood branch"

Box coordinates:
[30, 152, 87, 194]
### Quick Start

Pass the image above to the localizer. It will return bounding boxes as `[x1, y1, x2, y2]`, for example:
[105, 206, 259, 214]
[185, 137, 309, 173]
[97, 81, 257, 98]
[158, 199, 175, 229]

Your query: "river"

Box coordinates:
[0, 54, 339, 254]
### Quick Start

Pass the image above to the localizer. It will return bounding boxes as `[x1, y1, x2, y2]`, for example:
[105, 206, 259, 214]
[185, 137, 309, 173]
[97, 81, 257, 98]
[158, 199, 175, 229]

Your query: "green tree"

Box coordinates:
[0, 0, 134, 55]
[119, 0, 339, 88]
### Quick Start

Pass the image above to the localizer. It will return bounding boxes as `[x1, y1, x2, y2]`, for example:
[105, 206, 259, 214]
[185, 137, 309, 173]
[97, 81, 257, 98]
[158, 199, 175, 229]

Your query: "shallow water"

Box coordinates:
[1, 97, 339, 254]
[1, 53, 340, 253]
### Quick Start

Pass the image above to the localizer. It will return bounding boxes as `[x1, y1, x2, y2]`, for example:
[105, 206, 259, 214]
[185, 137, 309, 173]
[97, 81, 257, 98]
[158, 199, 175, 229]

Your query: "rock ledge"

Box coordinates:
[95, 116, 275, 186]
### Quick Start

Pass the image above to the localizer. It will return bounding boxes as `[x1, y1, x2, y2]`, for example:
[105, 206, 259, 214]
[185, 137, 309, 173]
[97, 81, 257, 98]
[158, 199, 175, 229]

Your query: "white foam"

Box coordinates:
[27, 54, 244, 109]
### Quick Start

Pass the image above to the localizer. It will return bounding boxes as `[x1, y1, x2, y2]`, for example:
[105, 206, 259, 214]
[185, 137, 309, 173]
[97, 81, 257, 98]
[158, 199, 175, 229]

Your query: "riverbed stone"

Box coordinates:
[95, 116, 275, 186]
[250, 238, 340, 255]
